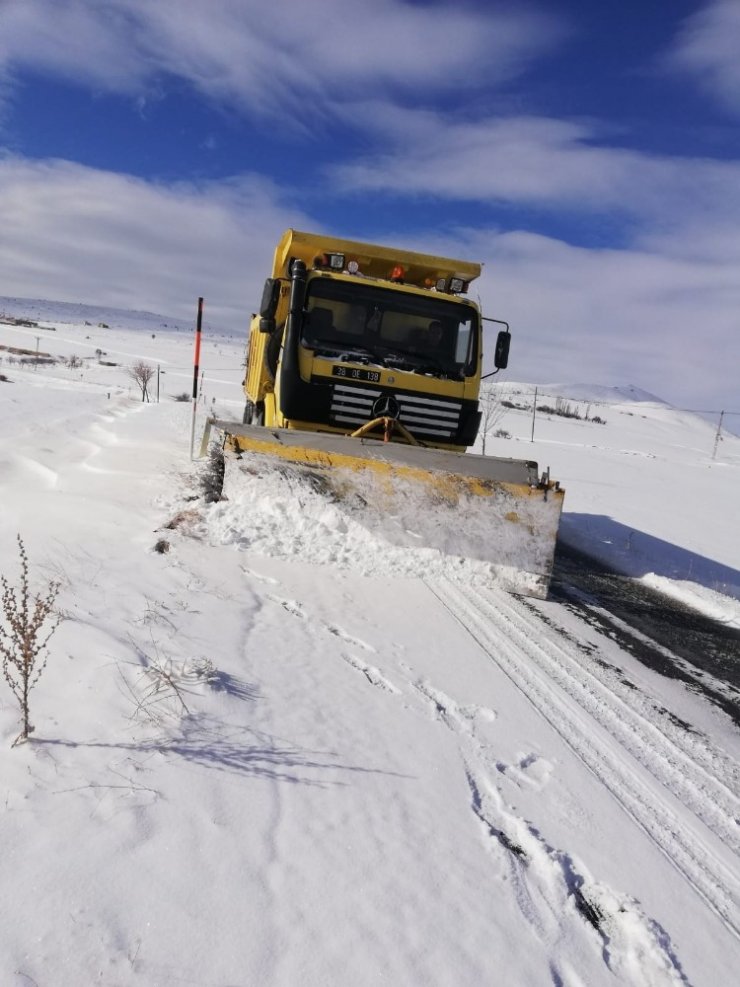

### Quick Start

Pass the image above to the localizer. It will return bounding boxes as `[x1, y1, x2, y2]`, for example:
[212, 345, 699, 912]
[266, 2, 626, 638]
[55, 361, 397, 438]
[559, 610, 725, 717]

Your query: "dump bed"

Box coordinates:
[272, 229, 482, 292]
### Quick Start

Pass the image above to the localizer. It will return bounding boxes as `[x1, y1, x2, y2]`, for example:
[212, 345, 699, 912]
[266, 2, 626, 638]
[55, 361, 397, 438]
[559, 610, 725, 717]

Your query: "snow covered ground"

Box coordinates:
[1, 301, 739, 986]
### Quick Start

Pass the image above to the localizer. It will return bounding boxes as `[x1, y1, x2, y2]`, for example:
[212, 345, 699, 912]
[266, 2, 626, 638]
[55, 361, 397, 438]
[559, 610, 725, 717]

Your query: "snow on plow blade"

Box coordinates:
[203, 419, 565, 598]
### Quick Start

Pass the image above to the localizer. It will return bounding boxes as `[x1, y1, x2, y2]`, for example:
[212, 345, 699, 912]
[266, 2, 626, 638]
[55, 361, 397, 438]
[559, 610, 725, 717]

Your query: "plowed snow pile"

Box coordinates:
[204, 457, 547, 594]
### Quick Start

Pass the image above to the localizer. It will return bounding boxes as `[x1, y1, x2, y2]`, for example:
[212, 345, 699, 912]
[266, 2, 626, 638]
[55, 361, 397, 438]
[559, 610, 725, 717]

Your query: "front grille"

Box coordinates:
[329, 383, 463, 441]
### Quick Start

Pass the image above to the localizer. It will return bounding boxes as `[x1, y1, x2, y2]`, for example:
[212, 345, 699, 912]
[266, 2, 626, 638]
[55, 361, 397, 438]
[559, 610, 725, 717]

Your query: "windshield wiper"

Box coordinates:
[308, 339, 378, 361]
[413, 355, 449, 376]
[339, 346, 385, 364]
[382, 353, 415, 368]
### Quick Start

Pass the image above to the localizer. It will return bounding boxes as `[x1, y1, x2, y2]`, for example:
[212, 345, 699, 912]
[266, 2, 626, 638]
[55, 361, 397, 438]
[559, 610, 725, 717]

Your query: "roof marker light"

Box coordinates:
[390, 264, 405, 281]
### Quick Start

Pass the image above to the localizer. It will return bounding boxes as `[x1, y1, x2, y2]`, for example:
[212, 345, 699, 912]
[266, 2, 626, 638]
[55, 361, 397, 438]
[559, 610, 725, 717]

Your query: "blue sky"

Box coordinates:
[1, 0, 739, 416]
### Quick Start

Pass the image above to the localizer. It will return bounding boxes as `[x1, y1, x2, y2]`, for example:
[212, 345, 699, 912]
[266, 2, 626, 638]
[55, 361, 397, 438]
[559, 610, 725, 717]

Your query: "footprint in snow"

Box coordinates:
[325, 624, 376, 653]
[266, 595, 306, 619]
[341, 653, 399, 693]
[413, 681, 497, 738]
[241, 566, 279, 585]
[498, 753, 554, 790]
[467, 764, 688, 984]
[460, 703, 497, 724]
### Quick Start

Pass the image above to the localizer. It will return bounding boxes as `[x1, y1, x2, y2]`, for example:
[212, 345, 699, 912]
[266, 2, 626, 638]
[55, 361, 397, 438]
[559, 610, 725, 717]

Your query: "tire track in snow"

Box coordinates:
[537, 591, 740, 776]
[474, 583, 740, 849]
[430, 578, 740, 941]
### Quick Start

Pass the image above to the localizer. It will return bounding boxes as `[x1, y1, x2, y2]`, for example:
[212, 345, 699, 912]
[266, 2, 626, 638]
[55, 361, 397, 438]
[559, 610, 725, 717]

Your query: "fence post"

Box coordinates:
[712, 410, 725, 460]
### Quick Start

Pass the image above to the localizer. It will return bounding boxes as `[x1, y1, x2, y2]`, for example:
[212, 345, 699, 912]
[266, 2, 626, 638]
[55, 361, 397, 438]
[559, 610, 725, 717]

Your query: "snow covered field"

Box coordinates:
[1, 301, 739, 986]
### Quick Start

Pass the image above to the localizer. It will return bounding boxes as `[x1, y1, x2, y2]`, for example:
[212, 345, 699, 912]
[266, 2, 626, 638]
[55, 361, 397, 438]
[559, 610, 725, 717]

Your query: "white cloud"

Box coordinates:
[0, 0, 564, 118]
[328, 103, 740, 240]
[0, 155, 737, 411]
[378, 225, 740, 412]
[0, 155, 311, 327]
[475, 230, 740, 412]
[666, 0, 740, 114]
[0, 1, 152, 92]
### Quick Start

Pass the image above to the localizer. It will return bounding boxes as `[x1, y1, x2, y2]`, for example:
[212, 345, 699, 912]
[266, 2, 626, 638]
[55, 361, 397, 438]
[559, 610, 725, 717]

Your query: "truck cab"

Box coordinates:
[244, 229, 509, 451]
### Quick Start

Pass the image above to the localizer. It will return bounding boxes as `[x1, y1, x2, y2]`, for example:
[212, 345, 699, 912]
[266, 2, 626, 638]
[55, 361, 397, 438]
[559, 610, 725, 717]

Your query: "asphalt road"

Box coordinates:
[550, 544, 740, 729]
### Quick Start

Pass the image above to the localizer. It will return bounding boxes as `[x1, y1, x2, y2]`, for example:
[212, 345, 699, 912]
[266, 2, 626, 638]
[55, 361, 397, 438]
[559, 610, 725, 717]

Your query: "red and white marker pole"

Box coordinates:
[189, 296, 204, 458]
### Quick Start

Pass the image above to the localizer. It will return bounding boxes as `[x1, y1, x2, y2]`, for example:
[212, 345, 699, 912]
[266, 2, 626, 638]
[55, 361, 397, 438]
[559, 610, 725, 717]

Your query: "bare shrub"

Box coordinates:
[479, 385, 507, 455]
[121, 648, 217, 728]
[172, 392, 190, 402]
[538, 398, 583, 420]
[67, 354, 83, 369]
[128, 360, 155, 402]
[0, 536, 61, 746]
[200, 444, 225, 503]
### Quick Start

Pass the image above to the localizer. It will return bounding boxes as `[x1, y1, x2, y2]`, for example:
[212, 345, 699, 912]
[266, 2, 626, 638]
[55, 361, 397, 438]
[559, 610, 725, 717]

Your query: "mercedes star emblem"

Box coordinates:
[372, 394, 400, 419]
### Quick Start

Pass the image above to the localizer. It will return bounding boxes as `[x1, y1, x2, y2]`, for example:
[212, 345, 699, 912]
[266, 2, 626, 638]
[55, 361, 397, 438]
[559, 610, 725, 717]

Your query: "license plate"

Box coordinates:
[332, 366, 381, 383]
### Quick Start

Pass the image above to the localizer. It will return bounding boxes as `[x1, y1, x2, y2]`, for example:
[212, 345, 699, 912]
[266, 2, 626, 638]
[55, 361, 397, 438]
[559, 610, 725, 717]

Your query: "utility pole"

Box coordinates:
[531, 386, 538, 442]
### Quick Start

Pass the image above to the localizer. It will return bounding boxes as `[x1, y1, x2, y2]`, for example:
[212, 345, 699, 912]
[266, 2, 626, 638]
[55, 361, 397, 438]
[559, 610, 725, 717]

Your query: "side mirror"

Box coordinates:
[494, 330, 510, 369]
[259, 317, 275, 334]
[260, 278, 281, 320]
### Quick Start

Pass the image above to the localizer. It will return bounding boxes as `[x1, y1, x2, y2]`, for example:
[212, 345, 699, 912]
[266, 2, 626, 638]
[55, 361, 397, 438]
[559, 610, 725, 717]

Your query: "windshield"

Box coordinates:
[301, 276, 479, 379]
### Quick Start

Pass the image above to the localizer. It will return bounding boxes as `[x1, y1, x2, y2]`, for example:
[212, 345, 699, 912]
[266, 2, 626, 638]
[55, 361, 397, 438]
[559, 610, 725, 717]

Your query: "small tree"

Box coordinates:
[128, 360, 155, 402]
[0, 536, 61, 746]
[479, 384, 507, 455]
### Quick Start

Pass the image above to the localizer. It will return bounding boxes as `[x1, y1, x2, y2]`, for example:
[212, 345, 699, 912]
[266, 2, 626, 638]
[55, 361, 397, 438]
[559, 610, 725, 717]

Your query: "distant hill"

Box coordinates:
[537, 383, 669, 406]
[490, 379, 670, 408]
[0, 296, 192, 334]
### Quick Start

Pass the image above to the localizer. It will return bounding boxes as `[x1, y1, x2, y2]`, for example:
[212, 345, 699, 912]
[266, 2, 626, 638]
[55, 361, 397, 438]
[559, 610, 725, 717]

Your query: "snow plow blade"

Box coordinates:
[202, 418, 565, 599]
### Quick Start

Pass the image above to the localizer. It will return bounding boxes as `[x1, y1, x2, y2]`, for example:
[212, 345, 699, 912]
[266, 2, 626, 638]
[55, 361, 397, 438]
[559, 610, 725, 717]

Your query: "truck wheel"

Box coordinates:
[253, 401, 265, 426]
[242, 400, 254, 424]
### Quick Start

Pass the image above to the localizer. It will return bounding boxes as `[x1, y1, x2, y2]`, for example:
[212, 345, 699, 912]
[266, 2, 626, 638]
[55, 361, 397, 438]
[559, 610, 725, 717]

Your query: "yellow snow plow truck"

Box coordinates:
[203, 229, 564, 597]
